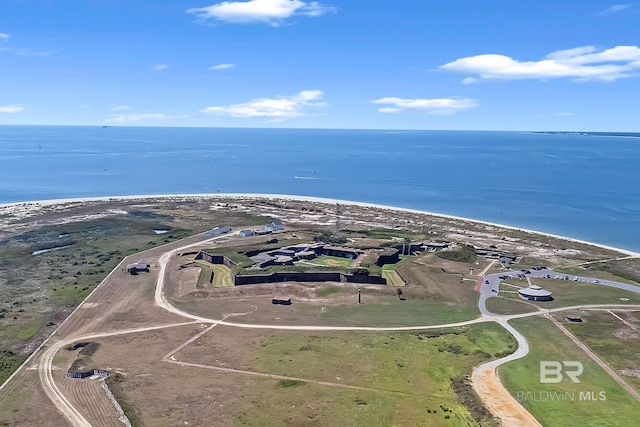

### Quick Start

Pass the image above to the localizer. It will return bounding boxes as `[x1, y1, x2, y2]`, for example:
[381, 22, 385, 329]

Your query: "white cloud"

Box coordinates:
[154, 64, 169, 71]
[209, 63, 235, 70]
[557, 112, 574, 116]
[201, 90, 326, 119]
[440, 45, 640, 83]
[106, 113, 169, 124]
[110, 105, 131, 111]
[0, 105, 24, 113]
[598, 4, 632, 15]
[370, 97, 478, 115]
[186, 0, 334, 26]
[0, 33, 10, 42]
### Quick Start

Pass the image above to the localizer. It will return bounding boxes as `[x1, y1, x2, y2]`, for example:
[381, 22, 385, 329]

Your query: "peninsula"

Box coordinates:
[1, 194, 639, 426]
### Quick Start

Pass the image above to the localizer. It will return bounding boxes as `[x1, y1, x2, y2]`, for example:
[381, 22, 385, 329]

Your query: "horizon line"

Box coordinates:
[1, 124, 639, 134]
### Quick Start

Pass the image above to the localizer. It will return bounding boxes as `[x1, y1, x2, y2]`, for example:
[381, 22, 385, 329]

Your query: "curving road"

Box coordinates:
[32, 233, 640, 427]
[471, 319, 541, 426]
[473, 264, 640, 426]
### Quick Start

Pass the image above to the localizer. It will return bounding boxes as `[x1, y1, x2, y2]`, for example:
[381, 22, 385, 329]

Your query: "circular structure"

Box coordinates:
[518, 285, 553, 301]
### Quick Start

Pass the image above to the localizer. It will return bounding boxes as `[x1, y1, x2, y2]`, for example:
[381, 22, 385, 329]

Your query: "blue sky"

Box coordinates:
[1, 0, 639, 130]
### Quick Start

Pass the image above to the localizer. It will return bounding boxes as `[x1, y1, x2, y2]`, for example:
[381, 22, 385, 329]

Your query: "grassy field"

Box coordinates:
[4, 196, 635, 425]
[563, 310, 640, 394]
[355, 228, 424, 241]
[484, 297, 539, 315]
[310, 255, 355, 268]
[322, 297, 479, 327]
[381, 254, 411, 287]
[196, 263, 214, 287]
[0, 202, 272, 388]
[587, 258, 640, 284]
[183, 324, 516, 426]
[382, 270, 405, 286]
[497, 278, 640, 309]
[0, 351, 27, 385]
[195, 260, 234, 287]
[500, 316, 640, 426]
[396, 254, 481, 311]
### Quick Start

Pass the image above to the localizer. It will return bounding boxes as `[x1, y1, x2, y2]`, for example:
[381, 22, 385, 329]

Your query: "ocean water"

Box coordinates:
[1, 125, 639, 251]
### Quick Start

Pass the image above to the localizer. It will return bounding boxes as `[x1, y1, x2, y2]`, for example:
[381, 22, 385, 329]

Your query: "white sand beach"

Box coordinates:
[1, 192, 639, 258]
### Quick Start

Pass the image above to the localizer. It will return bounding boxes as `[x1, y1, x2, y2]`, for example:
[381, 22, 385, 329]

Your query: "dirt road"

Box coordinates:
[545, 312, 640, 402]
[471, 319, 543, 427]
[18, 230, 640, 427]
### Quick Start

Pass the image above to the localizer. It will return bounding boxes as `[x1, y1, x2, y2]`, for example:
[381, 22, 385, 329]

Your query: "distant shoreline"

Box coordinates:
[2, 193, 640, 258]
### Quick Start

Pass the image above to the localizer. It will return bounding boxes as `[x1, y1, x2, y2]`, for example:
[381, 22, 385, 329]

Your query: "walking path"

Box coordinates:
[473, 267, 640, 425]
[10, 231, 640, 427]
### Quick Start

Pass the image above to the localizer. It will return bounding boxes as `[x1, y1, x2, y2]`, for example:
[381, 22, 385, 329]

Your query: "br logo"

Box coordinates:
[540, 361, 584, 384]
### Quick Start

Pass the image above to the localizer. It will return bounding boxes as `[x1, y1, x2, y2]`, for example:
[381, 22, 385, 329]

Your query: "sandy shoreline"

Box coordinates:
[1, 192, 639, 258]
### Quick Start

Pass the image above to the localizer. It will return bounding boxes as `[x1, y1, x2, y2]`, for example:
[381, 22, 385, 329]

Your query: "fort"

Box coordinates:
[195, 248, 389, 285]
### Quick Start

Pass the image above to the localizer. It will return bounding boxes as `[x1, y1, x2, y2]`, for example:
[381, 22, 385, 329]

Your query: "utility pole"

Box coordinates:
[358, 288, 361, 304]
[335, 203, 341, 236]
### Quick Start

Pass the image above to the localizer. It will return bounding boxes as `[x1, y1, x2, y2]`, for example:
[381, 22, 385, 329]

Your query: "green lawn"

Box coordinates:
[499, 278, 640, 309]
[322, 298, 480, 327]
[382, 270, 405, 286]
[564, 311, 640, 394]
[500, 316, 640, 427]
[230, 323, 514, 426]
[310, 255, 356, 268]
[484, 296, 539, 315]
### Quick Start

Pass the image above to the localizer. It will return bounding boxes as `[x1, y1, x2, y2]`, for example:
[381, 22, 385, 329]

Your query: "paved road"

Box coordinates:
[478, 267, 640, 315]
[472, 265, 640, 425]
[26, 233, 640, 427]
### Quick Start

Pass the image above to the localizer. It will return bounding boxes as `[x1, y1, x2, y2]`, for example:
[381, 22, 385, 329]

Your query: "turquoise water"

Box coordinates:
[1, 125, 639, 251]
